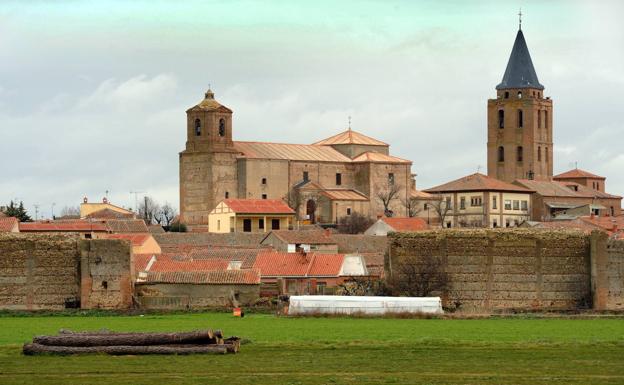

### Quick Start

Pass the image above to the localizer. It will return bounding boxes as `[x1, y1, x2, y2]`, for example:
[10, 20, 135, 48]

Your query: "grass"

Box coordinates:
[0, 313, 623, 384]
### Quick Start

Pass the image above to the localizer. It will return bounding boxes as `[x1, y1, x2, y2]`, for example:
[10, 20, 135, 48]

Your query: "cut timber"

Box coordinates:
[23, 343, 228, 356]
[224, 337, 241, 353]
[33, 330, 216, 347]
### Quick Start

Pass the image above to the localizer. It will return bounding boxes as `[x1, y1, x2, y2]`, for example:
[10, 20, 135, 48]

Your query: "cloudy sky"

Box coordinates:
[1, 0, 622, 219]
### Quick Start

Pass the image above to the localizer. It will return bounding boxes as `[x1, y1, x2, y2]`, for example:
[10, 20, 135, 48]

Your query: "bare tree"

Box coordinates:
[157, 202, 177, 227]
[283, 187, 302, 216]
[376, 184, 402, 217]
[401, 196, 422, 218]
[139, 196, 161, 224]
[59, 205, 80, 218]
[388, 254, 449, 297]
[430, 197, 452, 228]
[337, 212, 375, 234]
[337, 276, 390, 296]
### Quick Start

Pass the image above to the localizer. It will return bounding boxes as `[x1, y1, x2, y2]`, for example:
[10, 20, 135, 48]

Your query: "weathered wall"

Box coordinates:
[135, 283, 259, 309]
[0, 233, 132, 310]
[388, 229, 592, 310]
[603, 239, 624, 310]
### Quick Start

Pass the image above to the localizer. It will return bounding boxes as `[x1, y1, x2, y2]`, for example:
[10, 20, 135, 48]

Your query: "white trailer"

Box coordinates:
[288, 295, 443, 315]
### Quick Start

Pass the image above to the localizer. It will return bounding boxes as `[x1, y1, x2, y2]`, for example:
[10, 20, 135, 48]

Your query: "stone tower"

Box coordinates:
[487, 26, 553, 183]
[179, 90, 238, 230]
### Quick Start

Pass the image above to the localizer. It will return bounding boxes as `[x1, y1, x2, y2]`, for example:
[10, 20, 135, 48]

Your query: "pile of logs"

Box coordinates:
[23, 329, 240, 355]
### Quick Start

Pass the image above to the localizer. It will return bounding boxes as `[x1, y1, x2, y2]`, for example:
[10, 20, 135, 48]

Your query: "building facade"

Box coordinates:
[179, 90, 414, 231]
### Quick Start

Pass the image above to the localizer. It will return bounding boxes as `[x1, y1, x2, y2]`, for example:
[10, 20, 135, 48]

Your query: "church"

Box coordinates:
[179, 91, 415, 231]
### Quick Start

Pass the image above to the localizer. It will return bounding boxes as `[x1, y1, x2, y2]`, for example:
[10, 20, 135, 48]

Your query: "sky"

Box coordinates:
[1, 0, 623, 219]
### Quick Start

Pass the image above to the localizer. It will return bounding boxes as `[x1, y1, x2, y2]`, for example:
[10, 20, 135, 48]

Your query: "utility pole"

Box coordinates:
[51, 202, 56, 220]
[33, 204, 39, 221]
[129, 190, 145, 213]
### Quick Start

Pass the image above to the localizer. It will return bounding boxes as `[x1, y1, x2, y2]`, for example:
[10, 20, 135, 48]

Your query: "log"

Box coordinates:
[224, 337, 241, 353]
[23, 343, 228, 356]
[33, 330, 216, 347]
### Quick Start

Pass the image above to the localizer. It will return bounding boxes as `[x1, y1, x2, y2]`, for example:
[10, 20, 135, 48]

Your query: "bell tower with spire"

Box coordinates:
[487, 16, 553, 183]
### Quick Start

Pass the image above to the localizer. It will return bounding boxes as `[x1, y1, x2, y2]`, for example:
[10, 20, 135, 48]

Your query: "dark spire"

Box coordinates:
[496, 29, 544, 90]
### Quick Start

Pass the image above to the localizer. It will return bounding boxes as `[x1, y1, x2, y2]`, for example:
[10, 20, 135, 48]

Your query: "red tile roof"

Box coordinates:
[234, 141, 352, 162]
[148, 255, 230, 273]
[223, 199, 295, 214]
[189, 247, 270, 269]
[19, 220, 108, 232]
[352, 152, 411, 164]
[579, 215, 624, 232]
[554, 168, 605, 180]
[514, 179, 621, 199]
[381, 217, 429, 232]
[85, 208, 135, 219]
[105, 233, 151, 246]
[264, 230, 336, 245]
[320, 189, 368, 201]
[143, 269, 261, 285]
[253, 251, 344, 277]
[426, 173, 533, 193]
[0, 217, 18, 232]
[105, 219, 149, 233]
[411, 189, 436, 199]
[312, 129, 388, 146]
[134, 253, 155, 272]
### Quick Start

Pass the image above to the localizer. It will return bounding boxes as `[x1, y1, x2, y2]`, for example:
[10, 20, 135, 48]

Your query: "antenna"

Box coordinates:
[348, 116, 352, 131]
[129, 190, 145, 213]
[33, 204, 39, 221]
[518, 8, 522, 30]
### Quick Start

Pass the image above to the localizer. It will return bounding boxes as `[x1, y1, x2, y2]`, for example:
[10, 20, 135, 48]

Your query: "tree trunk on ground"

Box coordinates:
[23, 343, 228, 356]
[33, 330, 216, 347]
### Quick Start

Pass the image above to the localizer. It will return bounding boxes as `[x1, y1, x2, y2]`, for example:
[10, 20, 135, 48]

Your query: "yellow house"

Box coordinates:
[209, 199, 295, 233]
[80, 197, 135, 219]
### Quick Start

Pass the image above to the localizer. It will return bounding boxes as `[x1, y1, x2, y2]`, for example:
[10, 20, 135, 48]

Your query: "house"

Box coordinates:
[513, 178, 621, 221]
[425, 173, 533, 228]
[364, 217, 429, 236]
[208, 199, 295, 233]
[80, 197, 135, 219]
[0, 217, 19, 233]
[410, 189, 440, 225]
[252, 251, 369, 295]
[260, 230, 338, 253]
[105, 233, 161, 255]
[553, 168, 607, 193]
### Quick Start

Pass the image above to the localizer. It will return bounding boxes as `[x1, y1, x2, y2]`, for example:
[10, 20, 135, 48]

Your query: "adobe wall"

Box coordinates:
[135, 283, 259, 309]
[388, 229, 592, 310]
[598, 238, 624, 310]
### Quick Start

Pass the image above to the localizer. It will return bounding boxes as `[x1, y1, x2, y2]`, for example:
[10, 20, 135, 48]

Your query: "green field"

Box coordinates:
[0, 313, 623, 385]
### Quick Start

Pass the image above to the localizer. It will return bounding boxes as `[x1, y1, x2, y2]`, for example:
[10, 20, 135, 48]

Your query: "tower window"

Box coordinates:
[545, 147, 549, 163]
[517, 91, 522, 99]
[225, 191, 229, 199]
[388, 173, 395, 185]
[517, 146, 523, 162]
[504, 91, 509, 99]
[498, 110, 504, 129]
[218, 118, 226, 137]
[538, 146, 542, 161]
[544, 111, 549, 129]
[262, 194, 267, 199]
[195, 119, 201, 136]
[335, 173, 342, 186]
[538, 110, 542, 129]
[303, 171, 309, 181]
[517, 109, 523, 128]
[261, 177, 267, 185]
[498, 146, 505, 162]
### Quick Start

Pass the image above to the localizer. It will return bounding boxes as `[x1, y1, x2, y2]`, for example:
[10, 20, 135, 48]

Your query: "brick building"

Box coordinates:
[179, 90, 414, 231]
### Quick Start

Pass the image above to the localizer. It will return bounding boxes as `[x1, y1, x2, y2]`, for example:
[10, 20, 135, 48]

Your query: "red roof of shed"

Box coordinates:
[223, 199, 295, 214]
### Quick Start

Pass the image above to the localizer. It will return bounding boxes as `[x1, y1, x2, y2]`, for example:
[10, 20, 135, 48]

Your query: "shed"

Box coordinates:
[288, 295, 443, 315]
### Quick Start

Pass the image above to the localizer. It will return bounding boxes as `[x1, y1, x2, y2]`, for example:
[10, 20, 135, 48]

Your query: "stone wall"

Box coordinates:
[604, 239, 624, 310]
[388, 229, 592, 310]
[0, 233, 133, 310]
[135, 283, 259, 309]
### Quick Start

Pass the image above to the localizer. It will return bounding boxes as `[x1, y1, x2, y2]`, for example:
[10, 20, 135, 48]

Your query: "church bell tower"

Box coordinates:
[487, 19, 553, 183]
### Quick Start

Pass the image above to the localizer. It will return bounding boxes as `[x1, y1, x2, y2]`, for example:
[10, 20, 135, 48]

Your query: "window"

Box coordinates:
[498, 110, 504, 128]
[538, 146, 542, 161]
[101, 281, 108, 290]
[225, 191, 229, 199]
[217, 220, 221, 231]
[517, 91, 522, 99]
[243, 219, 252, 232]
[303, 171, 309, 181]
[218, 118, 226, 137]
[492, 196, 497, 209]
[504, 91, 509, 99]
[262, 178, 267, 185]
[492, 219, 497, 228]
[194, 119, 201, 136]
[259, 219, 264, 229]
[423, 203, 428, 210]
[471, 196, 482, 206]
[504, 200, 512, 210]
[517, 146, 523, 162]
[545, 147, 549, 163]
[346, 207, 352, 215]
[513, 200, 520, 210]
[611, 206, 615, 216]
[538, 110, 542, 129]
[517, 109, 523, 128]
[498, 146, 505, 162]
[388, 173, 395, 185]
[262, 194, 267, 199]
[335, 173, 342, 186]
[271, 219, 280, 230]
[521, 200, 528, 211]
[506, 219, 510, 227]
[544, 110, 549, 129]
[460, 197, 466, 210]
[446, 221, 452, 228]
[445, 197, 452, 209]
[317, 282, 326, 295]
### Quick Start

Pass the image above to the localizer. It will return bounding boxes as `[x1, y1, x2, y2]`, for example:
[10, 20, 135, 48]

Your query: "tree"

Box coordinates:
[430, 197, 452, 228]
[2, 201, 32, 222]
[59, 205, 80, 218]
[138, 196, 161, 224]
[401, 196, 422, 218]
[157, 203, 177, 227]
[337, 212, 375, 234]
[376, 184, 402, 217]
[337, 276, 391, 296]
[388, 254, 449, 297]
[169, 222, 187, 232]
[283, 187, 302, 217]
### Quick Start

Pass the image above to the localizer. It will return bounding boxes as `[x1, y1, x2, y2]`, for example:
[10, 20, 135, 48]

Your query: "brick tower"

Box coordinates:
[179, 89, 238, 230]
[487, 24, 553, 183]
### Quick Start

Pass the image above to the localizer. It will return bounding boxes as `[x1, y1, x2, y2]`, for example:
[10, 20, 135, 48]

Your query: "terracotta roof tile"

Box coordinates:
[105, 233, 151, 246]
[148, 255, 230, 273]
[425, 173, 533, 193]
[307, 253, 344, 276]
[381, 217, 429, 231]
[154, 232, 266, 247]
[253, 251, 344, 277]
[19, 220, 108, 232]
[320, 189, 368, 201]
[514, 179, 621, 199]
[189, 247, 270, 269]
[223, 199, 295, 214]
[579, 216, 624, 233]
[105, 219, 149, 233]
[312, 129, 388, 146]
[0, 217, 19, 232]
[352, 151, 411, 164]
[143, 269, 261, 285]
[554, 168, 605, 180]
[330, 234, 389, 254]
[85, 208, 135, 219]
[266, 230, 336, 244]
[134, 253, 155, 272]
[234, 141, 351, 162]
[411, 189, 436, 199]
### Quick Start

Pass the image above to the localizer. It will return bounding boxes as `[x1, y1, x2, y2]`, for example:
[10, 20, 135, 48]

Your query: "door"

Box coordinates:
[306, 199, 316, 223]
[243, 219, 252, 232]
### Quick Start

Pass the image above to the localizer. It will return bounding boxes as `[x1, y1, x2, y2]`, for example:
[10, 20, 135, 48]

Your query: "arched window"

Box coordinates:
[544, 110, 549, 129]
[498, 110, 504, 129]
[194, 119, 201, 136]
[517, 91, 522, 99]
[504, 91, 509, 99]
[518, 109, 523, 128]
[538, 146, 542, 161]
[545, 147, 549, 163]
[538, 110, 542, 129]
[218, 118, 226, 137]
[498, 146, 505, 162]
[517, 146, 523, 162]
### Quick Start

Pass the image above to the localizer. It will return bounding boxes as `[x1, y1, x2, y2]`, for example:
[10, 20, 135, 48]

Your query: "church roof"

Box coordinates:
[425, 173, 533, 193]
[496, 29, 544, 90]
[352, 152, 411, 164]
[554, 168, 605, 180]
[313, 129, 388, 146]
[186, 89, 232, 113]
[234, 141, 352, 162]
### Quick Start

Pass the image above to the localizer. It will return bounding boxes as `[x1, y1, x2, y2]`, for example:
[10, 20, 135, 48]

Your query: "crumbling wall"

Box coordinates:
[0, 233, 80, 310]
[604, 239, 624, 310]
[135, 283, 259, 309]
[388, 229, 592, 311]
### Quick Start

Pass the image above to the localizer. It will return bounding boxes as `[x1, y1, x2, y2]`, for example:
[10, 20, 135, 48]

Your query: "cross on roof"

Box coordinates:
[518, 8, 522, 30]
